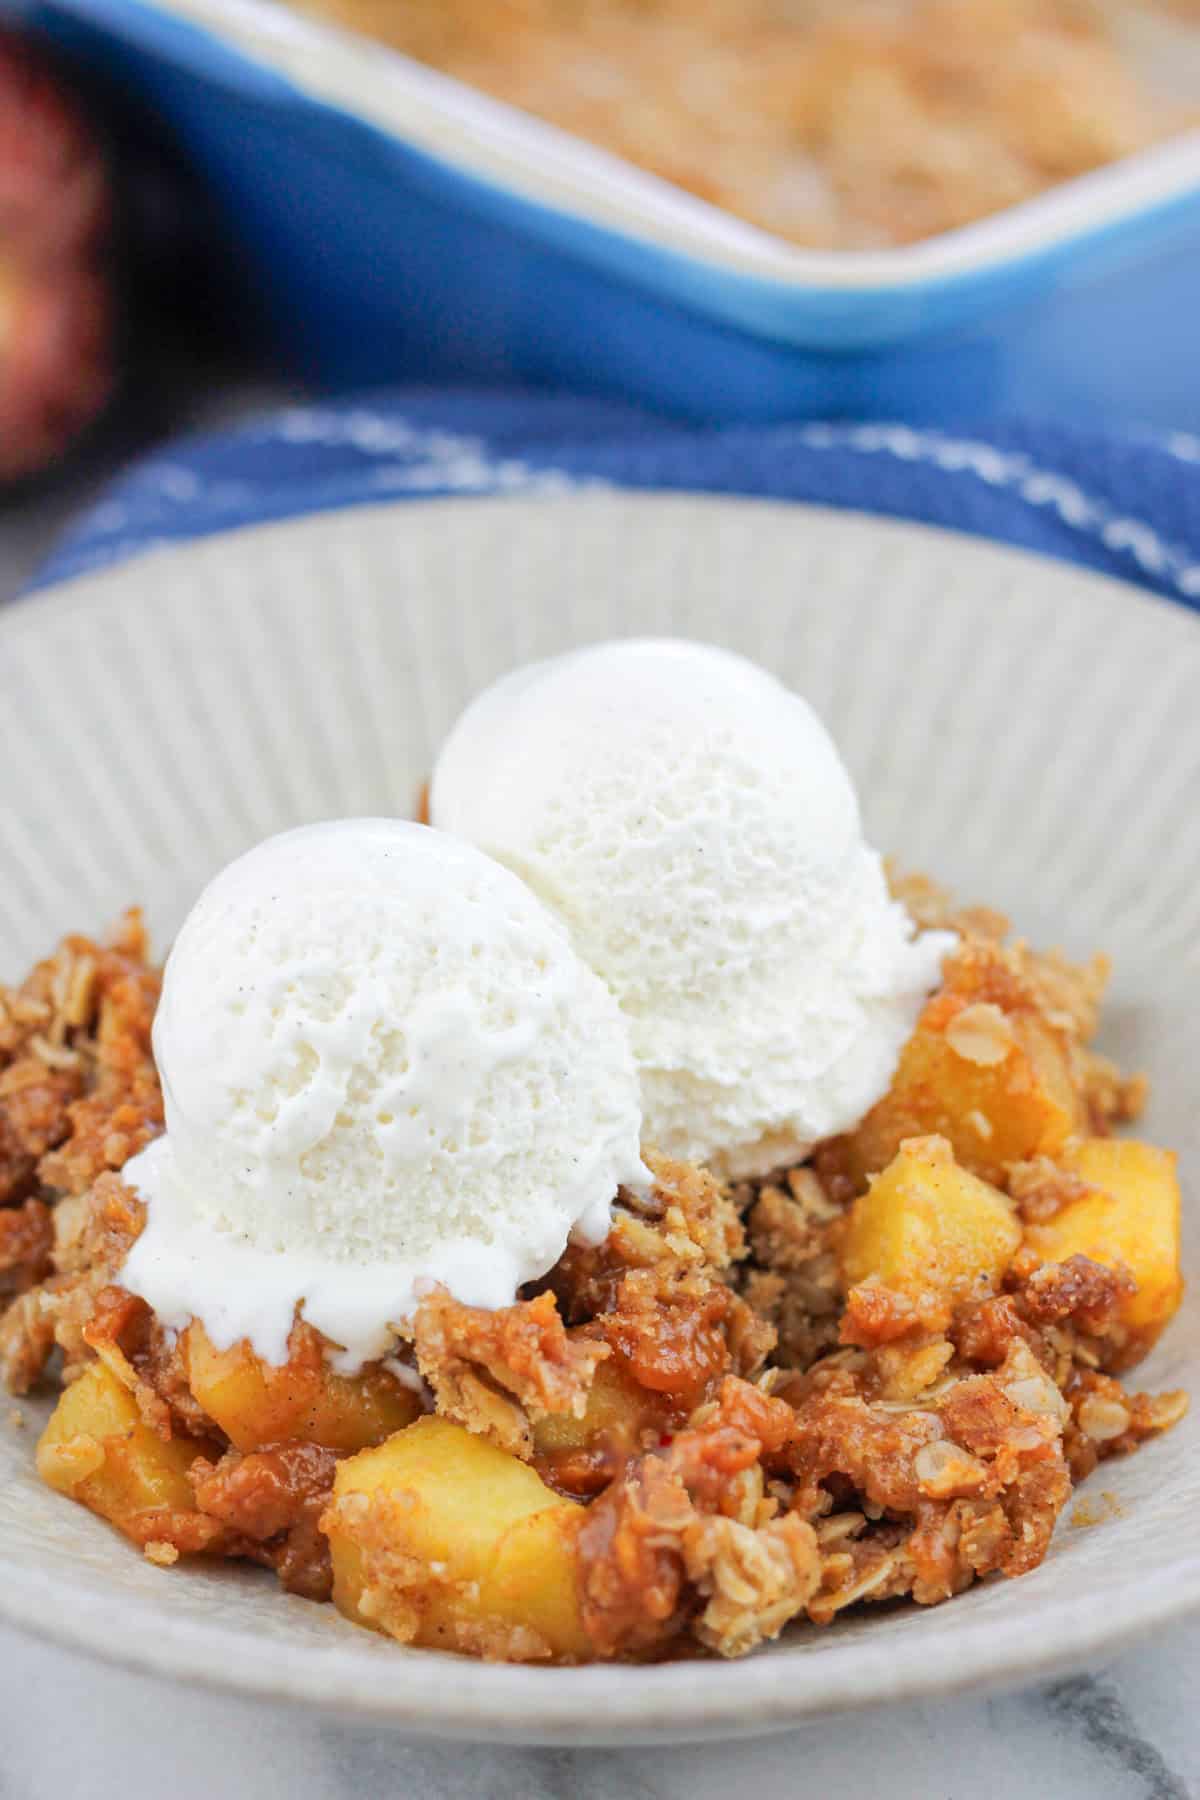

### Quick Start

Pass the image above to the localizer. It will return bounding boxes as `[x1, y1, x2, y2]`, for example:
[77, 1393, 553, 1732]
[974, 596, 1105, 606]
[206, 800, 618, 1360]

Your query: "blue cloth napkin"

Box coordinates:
[32, 393, 1200, 611]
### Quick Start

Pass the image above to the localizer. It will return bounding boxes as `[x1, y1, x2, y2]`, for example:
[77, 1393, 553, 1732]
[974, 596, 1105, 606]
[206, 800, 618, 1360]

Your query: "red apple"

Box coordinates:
[0, 29, 113, 483]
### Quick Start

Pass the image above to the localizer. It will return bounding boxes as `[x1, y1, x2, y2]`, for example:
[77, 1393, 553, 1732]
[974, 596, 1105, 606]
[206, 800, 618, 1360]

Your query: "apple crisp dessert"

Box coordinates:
[1, 881, 1187, 1663]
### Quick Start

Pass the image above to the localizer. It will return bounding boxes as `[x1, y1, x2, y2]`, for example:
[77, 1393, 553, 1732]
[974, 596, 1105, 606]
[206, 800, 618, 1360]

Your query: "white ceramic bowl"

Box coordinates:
[0, 493, 1196, 1742]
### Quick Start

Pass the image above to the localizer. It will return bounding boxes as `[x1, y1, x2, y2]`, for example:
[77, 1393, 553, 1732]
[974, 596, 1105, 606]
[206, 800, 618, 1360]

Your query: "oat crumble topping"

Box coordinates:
[3, 881, 1186, 1663]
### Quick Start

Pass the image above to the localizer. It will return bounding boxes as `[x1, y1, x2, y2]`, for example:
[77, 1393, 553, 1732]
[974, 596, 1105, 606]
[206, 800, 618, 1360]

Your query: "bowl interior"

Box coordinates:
[0, 492, 1196, 1741]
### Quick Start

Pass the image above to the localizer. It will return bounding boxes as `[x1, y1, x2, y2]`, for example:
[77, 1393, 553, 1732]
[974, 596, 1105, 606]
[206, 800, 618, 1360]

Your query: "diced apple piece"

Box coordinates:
[186, 1322, 420, 1454]
[843, 994, 1081, 1187]
[472, 1504, 589, 1661]
[325, 1415, 591, 1662]
[841, 1135, 1021, 1320]
[1023, 1138, 1183, 1360]
[532, 1357, 664, 1496]
[36, 1361, 202, 1542]
[533, 1356, 637, 1455]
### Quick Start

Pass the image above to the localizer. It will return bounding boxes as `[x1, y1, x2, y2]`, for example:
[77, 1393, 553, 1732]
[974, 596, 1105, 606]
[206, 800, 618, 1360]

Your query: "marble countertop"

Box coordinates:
[3, 417, 1198, 1800]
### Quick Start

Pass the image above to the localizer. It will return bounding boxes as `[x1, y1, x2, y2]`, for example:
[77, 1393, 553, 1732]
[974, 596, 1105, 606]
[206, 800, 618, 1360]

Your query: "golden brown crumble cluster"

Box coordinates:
[0, 915, 161, 1395]
[1, 884, 1188, 1664]
[294, 0, 1194, 248]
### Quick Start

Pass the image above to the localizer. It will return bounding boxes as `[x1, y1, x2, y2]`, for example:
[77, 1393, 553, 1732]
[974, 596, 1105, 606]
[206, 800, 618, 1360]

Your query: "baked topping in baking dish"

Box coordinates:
[293, 0, 1197, 248]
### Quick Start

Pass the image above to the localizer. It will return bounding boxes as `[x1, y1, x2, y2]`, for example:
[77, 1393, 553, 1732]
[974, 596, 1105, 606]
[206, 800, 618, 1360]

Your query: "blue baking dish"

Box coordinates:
[14, 0, 1200, 427]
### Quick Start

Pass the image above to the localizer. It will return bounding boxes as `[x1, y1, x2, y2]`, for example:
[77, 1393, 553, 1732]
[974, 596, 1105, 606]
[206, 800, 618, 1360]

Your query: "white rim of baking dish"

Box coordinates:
[121, 0, 1200, 287]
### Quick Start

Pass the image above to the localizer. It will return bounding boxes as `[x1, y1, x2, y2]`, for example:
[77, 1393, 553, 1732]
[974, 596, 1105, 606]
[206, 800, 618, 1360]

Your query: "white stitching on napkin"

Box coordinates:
[792, 423, 1200, 600]
[37, 408, 1200, 603]
[1164, 431, 1200, 466]
[247, 406, 559, 494]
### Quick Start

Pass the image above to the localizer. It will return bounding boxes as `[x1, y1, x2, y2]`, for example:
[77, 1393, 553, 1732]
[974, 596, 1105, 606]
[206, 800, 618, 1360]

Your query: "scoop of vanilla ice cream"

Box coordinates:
[120, 819, 647, 1370]
[431, 639, 953, 1179]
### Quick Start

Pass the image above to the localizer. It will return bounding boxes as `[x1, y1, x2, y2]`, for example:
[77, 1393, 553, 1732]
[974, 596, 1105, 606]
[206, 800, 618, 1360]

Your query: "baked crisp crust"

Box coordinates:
[407, 1287, 610, 1457]
[293, 0, 1193, 249]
